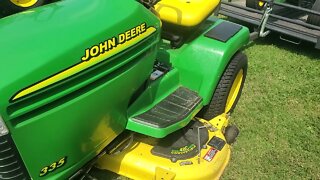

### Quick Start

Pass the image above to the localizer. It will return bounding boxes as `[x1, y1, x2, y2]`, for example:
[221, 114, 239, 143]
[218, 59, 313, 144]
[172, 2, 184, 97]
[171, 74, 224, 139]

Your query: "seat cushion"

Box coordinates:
[155, 0, 220, 27]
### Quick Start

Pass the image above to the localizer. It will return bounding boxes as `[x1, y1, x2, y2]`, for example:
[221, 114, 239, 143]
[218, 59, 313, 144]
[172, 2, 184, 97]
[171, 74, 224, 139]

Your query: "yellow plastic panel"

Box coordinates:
[155, 0, 220, 27]
[96, 114, 231, 180]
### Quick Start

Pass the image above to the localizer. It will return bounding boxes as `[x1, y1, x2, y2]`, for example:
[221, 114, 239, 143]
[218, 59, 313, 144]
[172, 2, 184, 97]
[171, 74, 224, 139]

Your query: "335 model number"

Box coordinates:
[39, 157, 67, 177]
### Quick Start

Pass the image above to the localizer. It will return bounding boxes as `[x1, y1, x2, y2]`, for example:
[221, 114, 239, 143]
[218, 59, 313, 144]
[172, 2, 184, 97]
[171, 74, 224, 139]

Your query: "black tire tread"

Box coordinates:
[224, 125, 240, 144]
[198, 52, 247, 120]
[246, 0, 263, 9]
[307, 0, 320, 26]
[246, 0, 258, 9]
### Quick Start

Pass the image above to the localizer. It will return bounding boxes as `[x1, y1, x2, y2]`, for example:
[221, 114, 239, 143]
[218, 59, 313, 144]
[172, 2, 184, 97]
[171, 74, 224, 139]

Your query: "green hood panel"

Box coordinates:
[0, 0, 160, 178]
[0, 0, 159, 116]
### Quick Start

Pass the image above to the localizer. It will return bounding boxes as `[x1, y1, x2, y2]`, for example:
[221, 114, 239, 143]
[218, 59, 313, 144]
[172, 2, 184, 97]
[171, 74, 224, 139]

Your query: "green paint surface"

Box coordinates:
[0, 0, 249, 179]
[0, 0, 160, 179]
[126, 18, 249, 137]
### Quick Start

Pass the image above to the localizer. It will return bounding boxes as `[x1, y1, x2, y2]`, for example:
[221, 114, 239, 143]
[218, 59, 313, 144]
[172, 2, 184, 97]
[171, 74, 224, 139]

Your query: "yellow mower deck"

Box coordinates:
[96, 114, 231, 180]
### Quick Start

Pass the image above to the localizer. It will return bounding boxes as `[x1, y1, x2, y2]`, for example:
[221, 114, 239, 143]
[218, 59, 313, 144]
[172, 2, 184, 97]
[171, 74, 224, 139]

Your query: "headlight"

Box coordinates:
[0, 116, 9, 136]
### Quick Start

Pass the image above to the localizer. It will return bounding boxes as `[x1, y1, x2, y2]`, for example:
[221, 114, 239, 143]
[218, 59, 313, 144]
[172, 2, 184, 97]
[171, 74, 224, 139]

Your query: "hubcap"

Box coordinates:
[10, 0, 38, 8]
[225, 69, 244, 113]
[258, 1, 265, 7]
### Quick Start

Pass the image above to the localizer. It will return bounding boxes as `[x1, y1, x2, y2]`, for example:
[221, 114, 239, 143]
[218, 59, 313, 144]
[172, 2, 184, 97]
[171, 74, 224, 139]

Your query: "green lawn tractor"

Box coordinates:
[0, 0, 249, 179]
[246, 0, 318, 12]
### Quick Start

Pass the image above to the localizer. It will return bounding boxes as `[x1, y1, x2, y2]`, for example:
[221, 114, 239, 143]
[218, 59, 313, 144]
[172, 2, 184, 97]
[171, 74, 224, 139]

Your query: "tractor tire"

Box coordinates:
[224, 125, 240, 144]
[307, 0, 320, 26]
[246, 0, 264, 10]
[198, 52, 247, 120]
[0, 0, 45, 16]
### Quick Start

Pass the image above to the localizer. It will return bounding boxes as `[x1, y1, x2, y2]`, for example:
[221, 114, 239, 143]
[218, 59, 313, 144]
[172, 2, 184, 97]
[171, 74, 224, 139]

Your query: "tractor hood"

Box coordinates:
[0, 0, 160, 120]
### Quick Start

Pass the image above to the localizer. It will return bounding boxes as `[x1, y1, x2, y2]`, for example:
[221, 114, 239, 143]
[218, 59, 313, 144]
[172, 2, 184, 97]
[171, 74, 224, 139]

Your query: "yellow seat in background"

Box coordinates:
[155, 0, 220, 27]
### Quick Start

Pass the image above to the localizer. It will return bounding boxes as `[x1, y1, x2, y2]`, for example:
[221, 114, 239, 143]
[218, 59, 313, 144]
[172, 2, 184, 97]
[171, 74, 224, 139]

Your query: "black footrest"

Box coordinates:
[132, 87, 202, 128]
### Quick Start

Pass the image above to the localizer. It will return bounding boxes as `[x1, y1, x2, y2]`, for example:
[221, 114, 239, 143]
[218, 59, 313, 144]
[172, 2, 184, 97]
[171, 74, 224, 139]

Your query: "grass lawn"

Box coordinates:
[223, 35, 320, 179]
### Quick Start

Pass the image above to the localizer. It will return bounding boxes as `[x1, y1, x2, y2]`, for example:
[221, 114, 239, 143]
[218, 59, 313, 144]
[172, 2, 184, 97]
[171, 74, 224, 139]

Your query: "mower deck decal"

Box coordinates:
[171, 144, 196, 155]
[11, 23, 156, 101]
[203, 147, 218, 162]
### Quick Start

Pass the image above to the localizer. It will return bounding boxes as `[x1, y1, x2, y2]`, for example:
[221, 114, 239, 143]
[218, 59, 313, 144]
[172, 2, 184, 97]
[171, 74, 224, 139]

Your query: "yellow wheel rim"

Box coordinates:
[10, 0, 38, 7]
[225, 69, 244, 113]
[258, 1, 265, 7]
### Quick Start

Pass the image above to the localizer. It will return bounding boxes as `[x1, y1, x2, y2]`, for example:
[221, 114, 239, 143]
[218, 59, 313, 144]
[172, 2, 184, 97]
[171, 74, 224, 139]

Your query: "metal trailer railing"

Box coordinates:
[219, 0, 320, 48]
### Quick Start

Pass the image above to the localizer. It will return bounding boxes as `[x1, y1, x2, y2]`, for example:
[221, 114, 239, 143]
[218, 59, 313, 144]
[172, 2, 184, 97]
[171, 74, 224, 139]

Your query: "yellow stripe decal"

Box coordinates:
[12, 24, 156, 101]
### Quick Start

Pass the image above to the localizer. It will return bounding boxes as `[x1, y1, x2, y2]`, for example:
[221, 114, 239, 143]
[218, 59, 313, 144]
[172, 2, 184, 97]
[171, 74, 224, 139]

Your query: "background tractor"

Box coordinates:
[220, 0, 320, 48]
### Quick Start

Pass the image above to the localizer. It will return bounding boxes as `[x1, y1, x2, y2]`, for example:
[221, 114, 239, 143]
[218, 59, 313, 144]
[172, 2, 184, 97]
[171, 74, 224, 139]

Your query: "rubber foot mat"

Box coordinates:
[132, 87, 202, 128]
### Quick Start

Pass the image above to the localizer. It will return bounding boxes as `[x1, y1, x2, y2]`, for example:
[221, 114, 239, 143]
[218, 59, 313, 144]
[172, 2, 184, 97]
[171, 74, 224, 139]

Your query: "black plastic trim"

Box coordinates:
[207, 136, 226, 151]
[0, 134, 30, 180]
[205, 21, 243, 42]
[132, 87, 202, 128]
